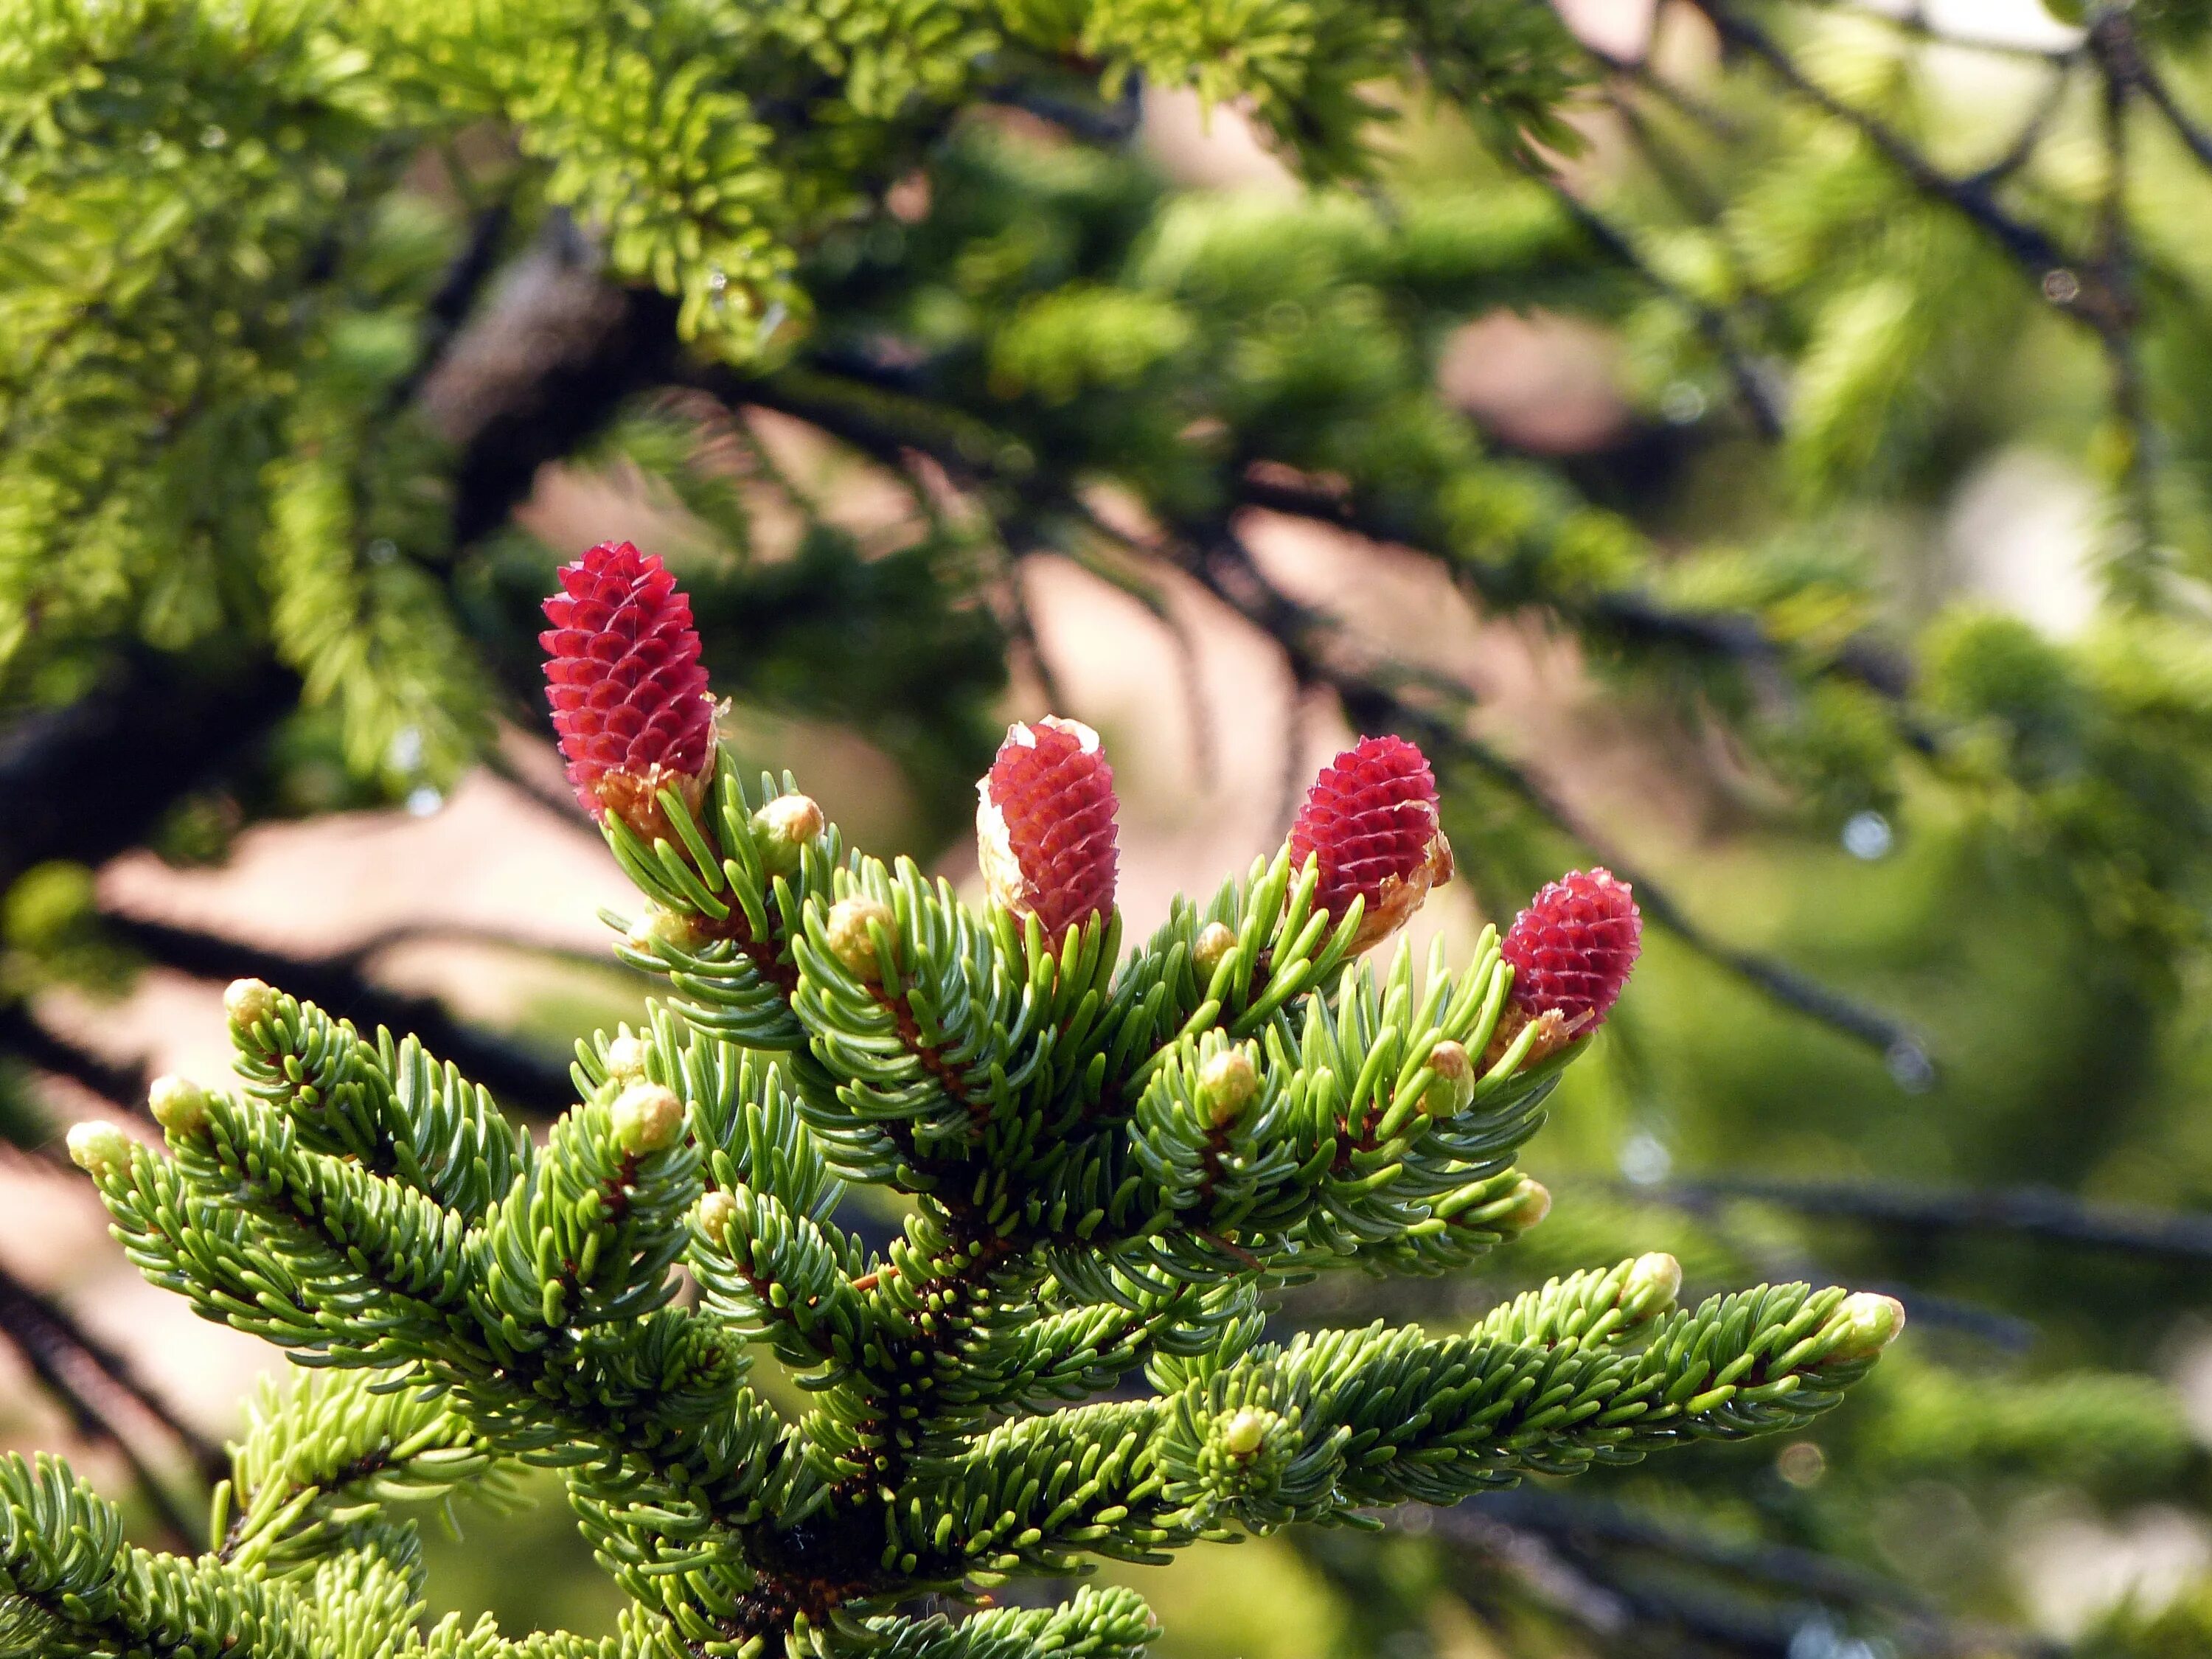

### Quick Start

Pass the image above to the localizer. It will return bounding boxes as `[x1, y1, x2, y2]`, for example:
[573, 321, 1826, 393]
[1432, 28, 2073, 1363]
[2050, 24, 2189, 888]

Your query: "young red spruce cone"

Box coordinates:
[541, 540, 718, 841]
[975, 717, 1119, 939]
[1288, 735, 1453, 953]
[1491, 866, 1643, 1068]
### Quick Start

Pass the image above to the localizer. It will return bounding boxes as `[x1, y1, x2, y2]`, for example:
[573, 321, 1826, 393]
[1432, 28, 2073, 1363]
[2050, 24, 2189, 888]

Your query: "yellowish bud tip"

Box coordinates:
[147, 1075, 210, 1137]
[1826, 1292, 1906, 1362]
[1192, 921, 1238, 979]
[1422, 1039, 1475, 1116]
[754, 794, 826, 875]
[697, 1189, 738, 1245]
[612, 1082, 685, 1155]
[1220, 1408, 1270, 1458]
[1197, 1048, 1259, 1127]
[626, 907, 703, 953]
[603, 1034, 648, 1082]
[1498, 1176, 1551, 1234]
[66, 1120, 132, 1180]
[1620, 1251, 1683, 1322]
[223, 977, 276, 1029]
[825, 897, 897, 981]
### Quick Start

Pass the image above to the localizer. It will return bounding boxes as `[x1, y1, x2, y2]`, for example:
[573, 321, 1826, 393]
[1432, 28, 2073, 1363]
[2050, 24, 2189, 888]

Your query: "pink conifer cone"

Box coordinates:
[541, 541, 717, 839]
[976, 717, 1119, 939]
[1288, 735, 1454, 953]
[1501, 867, 1642, 1032]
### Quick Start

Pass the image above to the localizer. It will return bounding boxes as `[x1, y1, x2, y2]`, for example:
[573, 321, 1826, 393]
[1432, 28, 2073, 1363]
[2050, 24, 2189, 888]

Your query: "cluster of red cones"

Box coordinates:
[543, 540, 1641, 1039]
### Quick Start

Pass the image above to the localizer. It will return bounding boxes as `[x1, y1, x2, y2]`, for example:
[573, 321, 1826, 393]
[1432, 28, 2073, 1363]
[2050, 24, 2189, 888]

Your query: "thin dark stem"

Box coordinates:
[1441, 1490, 2056, 1657]
[0, 1259, 218, 1548]
[1961, 62, 2074, 189]
[1809, 0, 2081, 66]
[1695, 1, 2085, 305]
[0, 1004, 151, 1121]
[1651, 1173, 2212, 1264]
[1540, 183, 1785, 438]
[2087, 16, 2160, 597]
[1438, 726, 1933, 1073]
[98, 909, 577, 1118]
[2132, 54, 2212, 170]
[1233, 470, 1919, 704]
[481, 739, 599, 832]
[383, 199, 514, 417]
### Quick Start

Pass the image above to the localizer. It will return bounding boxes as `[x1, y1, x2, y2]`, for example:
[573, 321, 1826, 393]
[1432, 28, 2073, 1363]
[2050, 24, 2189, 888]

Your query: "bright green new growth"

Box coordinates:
[5, 748, 1901, 1659]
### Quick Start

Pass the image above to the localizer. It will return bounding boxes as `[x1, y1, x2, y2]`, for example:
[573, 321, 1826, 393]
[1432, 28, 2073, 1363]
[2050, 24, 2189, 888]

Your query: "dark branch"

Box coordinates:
[0, 1258, 219, 1547]
[1537, 183, 1785, 438]
[1695, 2, 2085, 302]
[0, 653, 298, 894]
[1439, 1489, 2056, 1657]
[1651, 1174, 2212, 1265]
[0, 1004, 151, 1119]
[99, 910, 578, 1118]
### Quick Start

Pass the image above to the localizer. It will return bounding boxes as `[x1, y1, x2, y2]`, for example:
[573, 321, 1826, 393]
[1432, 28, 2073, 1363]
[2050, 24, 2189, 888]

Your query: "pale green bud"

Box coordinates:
[66, 1121, 132, 1180]
[751, 793, 825, 878]
[1421, 1039, 1475, 1117]
[223, 976, 276, 1030]
[602, 1034, 649, 1082]
[825, 897, 897, 981]
[697, 1189, 738, 1245]
[626, 906, 703, 953]
[1823, 1292, 1906, 1363]
[1197, 1048, 1259, 1127]
[1192, 921, 1237, 979]
[1220, 1407, 1270, 1458]
[612, 1082, 684, 1154]
[1619, 1251, 1683, 1323]
[1494, 1176, 1551, 1234]
[147, 1074, 210, 1138]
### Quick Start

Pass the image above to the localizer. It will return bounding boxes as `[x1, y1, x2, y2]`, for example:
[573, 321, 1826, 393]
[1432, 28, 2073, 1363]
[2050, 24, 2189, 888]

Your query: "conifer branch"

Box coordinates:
[1535, 184, 1785, 438]
[1694, 1, 2085, 299]
[702, 364, 1924, 1066]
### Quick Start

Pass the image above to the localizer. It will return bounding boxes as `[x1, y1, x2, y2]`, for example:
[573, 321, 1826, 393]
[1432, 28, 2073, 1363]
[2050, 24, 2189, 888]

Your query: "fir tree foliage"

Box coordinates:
[5, 665, 1900, 1656]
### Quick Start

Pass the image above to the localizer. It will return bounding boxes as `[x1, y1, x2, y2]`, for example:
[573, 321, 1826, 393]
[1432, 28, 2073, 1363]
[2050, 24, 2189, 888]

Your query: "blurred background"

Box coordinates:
[10, 0, 2212, 1653]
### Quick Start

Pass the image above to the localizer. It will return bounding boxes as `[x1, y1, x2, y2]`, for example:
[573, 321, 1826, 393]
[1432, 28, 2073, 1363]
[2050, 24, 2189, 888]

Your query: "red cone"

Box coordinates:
[1501, 867, 1641, 1028]
[1288, 735, 1453, 952]
[541, 541, 717, 837]
[977, 717, 1119, 938]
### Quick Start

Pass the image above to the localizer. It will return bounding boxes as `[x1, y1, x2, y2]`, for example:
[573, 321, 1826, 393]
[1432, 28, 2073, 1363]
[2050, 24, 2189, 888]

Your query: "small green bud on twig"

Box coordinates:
[1620, 1251, 1683, 1323]
[223, 976, 276, 1030]
[147, 1075, 210, 1138]
[697, 1189, 737, 1245]
[1495, 1176, 1551, 1234]
[66, 1121, 132, 1180]
[1220, 1407, 1270, 1458]
[1421, 1039, 1475, 1117]
[752, 793, 826, 877]
[612, 1082, 685, 1154]
[603, 1034, 649, 1082]
[1197, 1048, 1259, 1127]
[826, 897, 897, 981]
[1192, 921, 1237, 979]
[626, 906, 704, 952]
[1823, 1292, 1905, 1363]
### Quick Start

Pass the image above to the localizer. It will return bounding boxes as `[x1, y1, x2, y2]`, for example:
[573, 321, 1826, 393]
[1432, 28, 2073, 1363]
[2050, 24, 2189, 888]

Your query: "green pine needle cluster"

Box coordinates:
[5, 751, 1901, 1657]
